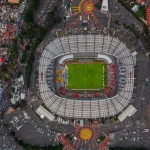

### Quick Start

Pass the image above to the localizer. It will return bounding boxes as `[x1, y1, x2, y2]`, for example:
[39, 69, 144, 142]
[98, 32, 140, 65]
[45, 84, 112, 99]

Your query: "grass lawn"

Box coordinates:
[67, 63, 107, 90]
[135, 5, 146, 17]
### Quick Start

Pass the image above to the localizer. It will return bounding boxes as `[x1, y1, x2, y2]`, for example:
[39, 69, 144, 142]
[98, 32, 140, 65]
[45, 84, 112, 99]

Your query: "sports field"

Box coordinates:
[67, 63, 107, 90]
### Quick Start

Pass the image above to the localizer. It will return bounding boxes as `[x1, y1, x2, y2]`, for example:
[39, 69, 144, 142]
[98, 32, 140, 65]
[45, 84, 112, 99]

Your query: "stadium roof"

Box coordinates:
[59, 54, 73, 64]
[8, 0, 19, 3]
[38, 34, 135, 118]
[97, 54, 112, 64]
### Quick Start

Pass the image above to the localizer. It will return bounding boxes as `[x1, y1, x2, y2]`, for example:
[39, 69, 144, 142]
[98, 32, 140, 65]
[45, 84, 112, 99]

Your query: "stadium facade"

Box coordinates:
[38, 33, 134, 119]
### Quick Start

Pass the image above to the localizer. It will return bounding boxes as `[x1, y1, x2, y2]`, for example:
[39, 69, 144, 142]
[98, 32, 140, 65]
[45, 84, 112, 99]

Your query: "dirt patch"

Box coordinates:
[64, 59, 105, 65]
[5, 107, 15, 114]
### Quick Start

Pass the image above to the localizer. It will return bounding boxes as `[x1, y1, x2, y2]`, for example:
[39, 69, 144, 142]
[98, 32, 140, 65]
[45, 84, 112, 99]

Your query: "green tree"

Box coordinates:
[10, 19, 15, 23]
[24, 10, 33, 23]
[94, 3, 102, 9]
[94, 0, 102, 10]
[114, 20, 119, 25]
[48, 11, 55, 18]
[54, 16, 62, 24]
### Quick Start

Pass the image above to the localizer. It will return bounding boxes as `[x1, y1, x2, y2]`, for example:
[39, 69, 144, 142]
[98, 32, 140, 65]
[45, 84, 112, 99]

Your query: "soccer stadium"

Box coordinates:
[38, 34, 134, 119]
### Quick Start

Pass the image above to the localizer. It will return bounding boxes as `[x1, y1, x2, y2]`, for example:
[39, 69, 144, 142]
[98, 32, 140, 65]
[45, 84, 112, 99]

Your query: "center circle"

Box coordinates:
[79, 127, 93, 140]
[85, 4, 93, 12]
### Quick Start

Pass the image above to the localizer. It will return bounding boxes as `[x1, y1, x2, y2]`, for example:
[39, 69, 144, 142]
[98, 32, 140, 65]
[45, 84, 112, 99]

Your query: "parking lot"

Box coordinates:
[0, 124, 23, 150]
[111, 119, 150, 148]
[4, 109, 59, 147]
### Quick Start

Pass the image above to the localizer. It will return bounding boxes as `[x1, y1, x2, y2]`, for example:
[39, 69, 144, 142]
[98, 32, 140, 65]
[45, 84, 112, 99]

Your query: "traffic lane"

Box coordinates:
[131, 60, 149, 121]
[34, 0, 55, 20]
[34, 0, 60, 25]
[112, 1, 144, 37]
[113, 1, 143, 28]
[101, 56, 150, 133]
[115, 58, 149, 139]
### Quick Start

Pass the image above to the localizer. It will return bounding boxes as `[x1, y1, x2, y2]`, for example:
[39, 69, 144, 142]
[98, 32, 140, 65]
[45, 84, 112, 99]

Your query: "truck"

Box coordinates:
[144, 129, 149, 133]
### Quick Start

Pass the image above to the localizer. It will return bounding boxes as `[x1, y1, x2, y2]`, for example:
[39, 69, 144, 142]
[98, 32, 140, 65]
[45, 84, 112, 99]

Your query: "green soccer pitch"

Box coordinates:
[67, 63, 107, 90]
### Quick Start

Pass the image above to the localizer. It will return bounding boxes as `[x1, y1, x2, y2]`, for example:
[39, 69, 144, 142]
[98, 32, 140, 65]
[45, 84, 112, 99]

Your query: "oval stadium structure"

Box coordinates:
[38, 34, 134, 118]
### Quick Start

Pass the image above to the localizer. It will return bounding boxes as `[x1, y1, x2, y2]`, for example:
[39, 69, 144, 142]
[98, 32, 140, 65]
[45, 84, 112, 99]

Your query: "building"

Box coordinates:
[0, 48, 8, 55]
[132, 5, 139, 12]
[0, 58, 4, 63]
[146, 4, 150, 32]
[38, 34, 135, 119]
[8, 0, 19, 4]
[136, 0, 145, 5]
[101, 0, 108, 14]
[10, 75, 24, 104]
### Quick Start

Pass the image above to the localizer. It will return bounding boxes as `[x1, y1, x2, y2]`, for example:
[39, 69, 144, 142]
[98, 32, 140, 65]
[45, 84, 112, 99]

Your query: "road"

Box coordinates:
[1, 0, 150, 149]
[34, 0, 65, 27]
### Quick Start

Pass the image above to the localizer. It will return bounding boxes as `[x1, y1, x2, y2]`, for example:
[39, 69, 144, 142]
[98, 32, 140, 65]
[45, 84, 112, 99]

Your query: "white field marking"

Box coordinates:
[103, 66, 105, 87]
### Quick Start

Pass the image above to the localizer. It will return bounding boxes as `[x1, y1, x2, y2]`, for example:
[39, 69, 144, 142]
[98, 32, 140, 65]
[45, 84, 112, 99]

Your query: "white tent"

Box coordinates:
[118, 105, 137, 122]
[36, 105, 55, 121]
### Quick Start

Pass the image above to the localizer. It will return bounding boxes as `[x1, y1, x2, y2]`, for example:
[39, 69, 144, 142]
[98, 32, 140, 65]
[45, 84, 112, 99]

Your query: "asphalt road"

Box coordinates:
[110, 54, 150, 149]
[34, 0, 65, 27]
[2, 0, 150, 148]
[110, 0, 143, 32]
[4, 109, 59, 147]
[0, 125, 23, 150]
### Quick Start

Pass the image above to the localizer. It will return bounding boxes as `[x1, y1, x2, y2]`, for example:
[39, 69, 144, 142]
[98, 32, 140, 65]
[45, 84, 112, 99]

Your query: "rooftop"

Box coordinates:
[136, 0, 145, 5]
[8, 0, 19, 4]
[146, 4, 150, 32]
